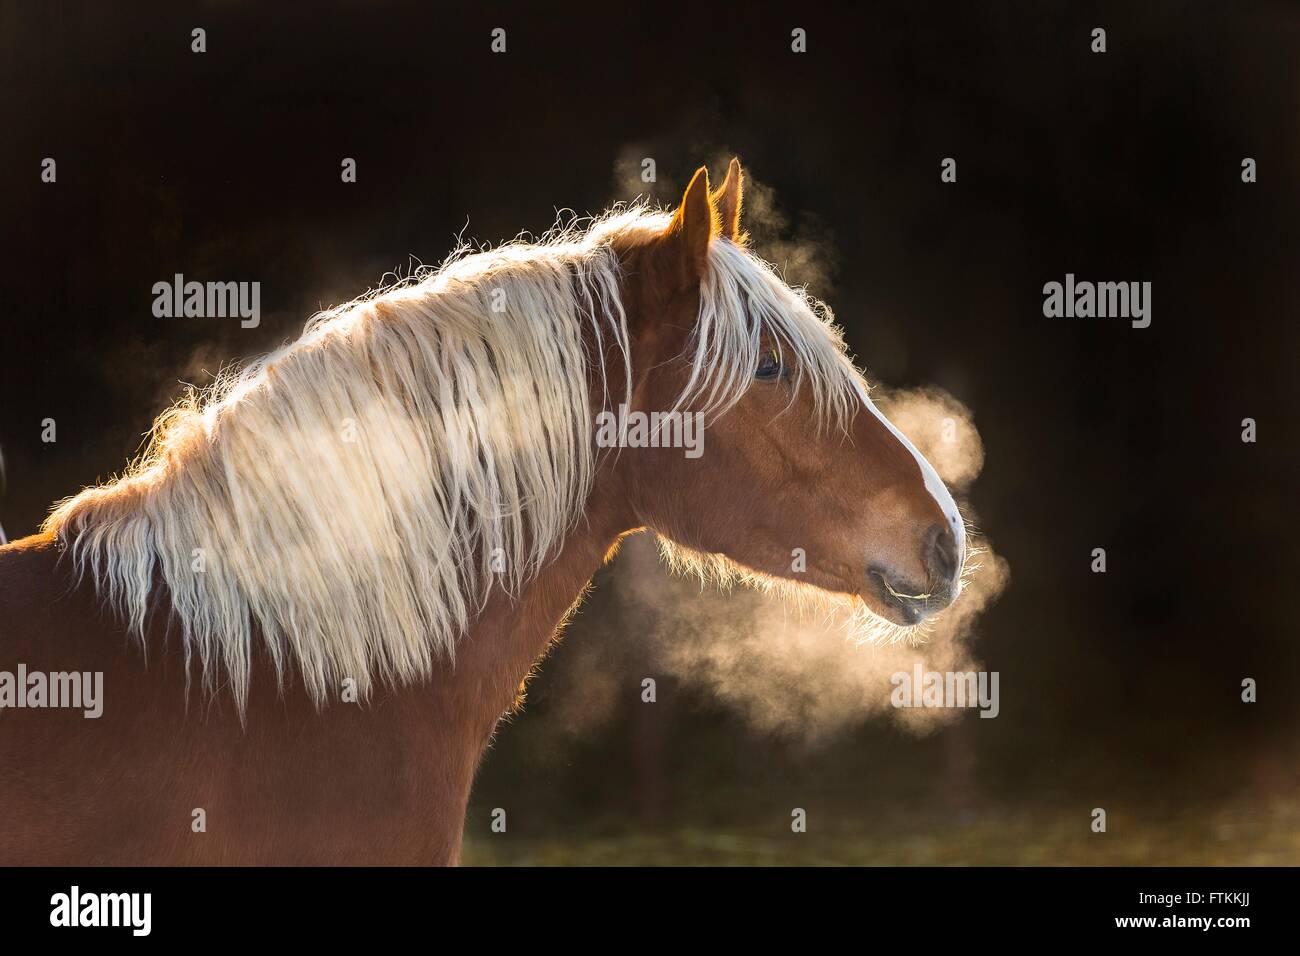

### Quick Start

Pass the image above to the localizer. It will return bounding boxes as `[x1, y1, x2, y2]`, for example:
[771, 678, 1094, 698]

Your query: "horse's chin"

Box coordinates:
[853, 591, 922, 628]
[843, 594, 937, 647]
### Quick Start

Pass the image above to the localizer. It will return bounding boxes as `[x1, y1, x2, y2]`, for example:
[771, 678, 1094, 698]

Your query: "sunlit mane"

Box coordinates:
[43, 204, 863, 712]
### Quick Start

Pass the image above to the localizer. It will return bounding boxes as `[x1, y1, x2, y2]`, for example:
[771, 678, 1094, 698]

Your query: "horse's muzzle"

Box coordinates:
[869, 524, 961, 625]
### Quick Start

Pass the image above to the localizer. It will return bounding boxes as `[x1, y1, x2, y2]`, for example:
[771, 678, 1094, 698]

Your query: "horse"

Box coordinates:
[0, 160, 967, 864]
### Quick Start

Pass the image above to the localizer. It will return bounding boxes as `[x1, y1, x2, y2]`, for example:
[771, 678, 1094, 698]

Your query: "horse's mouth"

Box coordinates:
[867, 568, 954, 626]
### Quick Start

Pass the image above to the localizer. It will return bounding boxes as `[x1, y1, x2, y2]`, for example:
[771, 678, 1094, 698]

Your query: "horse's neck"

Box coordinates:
[441, 370, 635, 734]
[437, 491, 631, 747]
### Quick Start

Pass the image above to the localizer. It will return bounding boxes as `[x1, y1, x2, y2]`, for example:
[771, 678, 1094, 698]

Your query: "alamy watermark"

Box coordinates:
[50, 886, 150, 936]
[595, 404, 704, 458]
[1042, 273, 1151, 328]
[153, 273, 261, 328]
[0, 664, 103, 718]
[891, 663, 999, 718]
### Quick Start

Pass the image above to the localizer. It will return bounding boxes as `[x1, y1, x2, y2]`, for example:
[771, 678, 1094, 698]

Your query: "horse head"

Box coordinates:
[603, 160, 966, 628]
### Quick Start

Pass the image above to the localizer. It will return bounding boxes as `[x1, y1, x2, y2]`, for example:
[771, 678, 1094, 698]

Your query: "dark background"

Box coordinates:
[1, 1, 1297, 863]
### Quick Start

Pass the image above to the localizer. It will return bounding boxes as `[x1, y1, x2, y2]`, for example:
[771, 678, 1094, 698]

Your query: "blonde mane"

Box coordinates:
[44, 205, 863, 711]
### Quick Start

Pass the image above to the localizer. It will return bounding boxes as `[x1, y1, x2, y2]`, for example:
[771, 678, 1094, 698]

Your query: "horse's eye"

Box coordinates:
[755, 348, 782, 380]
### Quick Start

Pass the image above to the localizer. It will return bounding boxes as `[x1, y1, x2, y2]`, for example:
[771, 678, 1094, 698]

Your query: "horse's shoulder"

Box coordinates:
[0, 533, 88, 646]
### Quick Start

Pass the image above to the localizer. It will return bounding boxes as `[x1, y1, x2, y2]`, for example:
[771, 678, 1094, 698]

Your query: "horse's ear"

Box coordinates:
[663, 165, 717, 285]
[710, 158, 744, 243]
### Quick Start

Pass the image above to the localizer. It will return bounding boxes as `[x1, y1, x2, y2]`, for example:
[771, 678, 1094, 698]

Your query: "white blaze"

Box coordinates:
[860, 392, 967, 585]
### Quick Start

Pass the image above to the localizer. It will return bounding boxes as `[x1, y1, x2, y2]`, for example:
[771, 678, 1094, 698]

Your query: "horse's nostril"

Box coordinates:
[925, 523, 959, 584]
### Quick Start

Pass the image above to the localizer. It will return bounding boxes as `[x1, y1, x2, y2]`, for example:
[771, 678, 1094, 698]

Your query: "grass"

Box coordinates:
[462, 797, 1300, 866]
